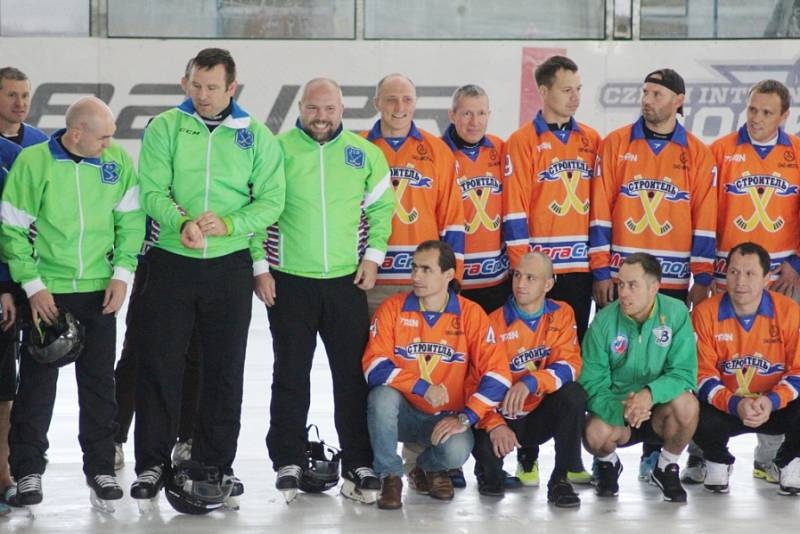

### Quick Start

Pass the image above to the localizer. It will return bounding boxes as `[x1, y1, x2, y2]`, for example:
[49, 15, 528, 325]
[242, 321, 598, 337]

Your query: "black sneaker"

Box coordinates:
[7, 474, 43, 506]
[650, 463, 687, 502]
[547, 477, 580, 508]
[595, 459, 623, 497]
[131, 465, 165, 499]
[87, 474, 124, 500]
[476, 471, 505, 497]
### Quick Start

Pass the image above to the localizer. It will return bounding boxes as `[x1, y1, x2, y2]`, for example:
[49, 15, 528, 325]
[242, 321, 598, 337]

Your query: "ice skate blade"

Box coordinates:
[224, 495, 240, 510]
[340, 480, 378, 504]
[90, 490, 116, 514]
[136, 496, 160, 514]
[281, 488, 298, 504]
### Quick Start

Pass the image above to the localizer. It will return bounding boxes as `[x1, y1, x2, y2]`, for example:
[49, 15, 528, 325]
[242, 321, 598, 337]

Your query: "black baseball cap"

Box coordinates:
[644, 68, 685, 115]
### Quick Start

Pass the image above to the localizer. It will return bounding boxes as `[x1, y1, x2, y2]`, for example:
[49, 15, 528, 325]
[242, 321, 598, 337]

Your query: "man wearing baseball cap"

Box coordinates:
[589, 67, 717, 480]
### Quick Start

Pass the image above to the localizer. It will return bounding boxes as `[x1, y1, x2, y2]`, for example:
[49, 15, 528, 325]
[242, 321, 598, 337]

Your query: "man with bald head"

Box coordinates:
[362, 74, 464, 317]
[263, 77, 394, 503]
[473, 252, 586, 506]
[0, 96, 144, 508]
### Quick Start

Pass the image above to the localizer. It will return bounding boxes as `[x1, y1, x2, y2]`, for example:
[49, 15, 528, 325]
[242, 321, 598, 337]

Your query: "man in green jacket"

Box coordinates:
[0, 96, 144, 509]
[580, 252, 698, 503]
[261, 78, 394, 504]
[131, 48, 285, 510]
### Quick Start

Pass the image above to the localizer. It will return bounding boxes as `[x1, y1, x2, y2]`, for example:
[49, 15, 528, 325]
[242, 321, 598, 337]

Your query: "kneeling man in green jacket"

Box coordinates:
[580, 252, 698, 503]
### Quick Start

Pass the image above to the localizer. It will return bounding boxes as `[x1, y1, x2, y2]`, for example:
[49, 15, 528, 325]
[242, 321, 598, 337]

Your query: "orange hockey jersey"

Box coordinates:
[480, 298, 582, 431]
[504, 113, 601, 273]
[589, 118, 717, 289]
[442, 125, 507, 289]
[362, 290, 511, 425]
[711, 127, 800, 287]
[694, 290, 800, 415]
[363, 121, 465, 285]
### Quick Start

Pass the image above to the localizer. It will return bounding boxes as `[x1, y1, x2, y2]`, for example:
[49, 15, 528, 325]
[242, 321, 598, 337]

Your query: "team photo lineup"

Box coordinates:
[1, 44, 800, 518]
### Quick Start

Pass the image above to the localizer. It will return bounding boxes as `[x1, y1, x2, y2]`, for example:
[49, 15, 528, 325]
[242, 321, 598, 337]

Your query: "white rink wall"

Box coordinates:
[2, 38, 800, 160]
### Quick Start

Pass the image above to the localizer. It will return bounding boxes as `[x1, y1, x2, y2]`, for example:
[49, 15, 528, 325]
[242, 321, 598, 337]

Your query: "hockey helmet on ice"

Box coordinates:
[299, 425, 341, 493]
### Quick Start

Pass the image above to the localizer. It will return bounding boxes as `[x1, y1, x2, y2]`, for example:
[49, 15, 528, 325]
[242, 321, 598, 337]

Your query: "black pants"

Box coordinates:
[114, 261, 201, 444]
[134, 249, 252, 473]
[266, 270, 372, 472]
[10, 291, 117, 478]
[693, 400, 800, 466]
[474, 382, 586, 485]
[549, 272, 592, 344]
[461, 277, 512, 315]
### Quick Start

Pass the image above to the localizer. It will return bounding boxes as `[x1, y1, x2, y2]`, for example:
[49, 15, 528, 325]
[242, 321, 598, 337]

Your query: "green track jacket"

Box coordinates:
[138, 98, 285, 270]
[579, 294, 697, 426]
[0, 132, 144, 295]
[268, 125, 394, 278]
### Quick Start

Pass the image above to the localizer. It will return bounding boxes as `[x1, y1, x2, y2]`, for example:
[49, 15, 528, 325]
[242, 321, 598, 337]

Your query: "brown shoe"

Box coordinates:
[377, 475, 403, 510]
[427, 470, 455, 500]
[407, 466, 430, 494]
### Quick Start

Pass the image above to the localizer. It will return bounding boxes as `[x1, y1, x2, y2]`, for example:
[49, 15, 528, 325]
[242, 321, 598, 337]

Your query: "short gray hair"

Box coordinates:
[450, 84, 487, 110]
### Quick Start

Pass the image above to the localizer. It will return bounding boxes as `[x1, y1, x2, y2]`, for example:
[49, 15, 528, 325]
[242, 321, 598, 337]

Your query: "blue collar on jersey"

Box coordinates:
[735, 125, 791, 147]
[630, 116, 688, 147]
[441, 124, 493, 152]
[502, 296, 560, 328]
[403, 290, 461, 328]
[0, 137, 21, 172]
[366, 119, 424, 142]
[177, 97, 251, 129]
[718, 290, 775, 323]
[294, 118, 344, 143]
[533, 111, 581, 136]
[47, 129, 102, 165]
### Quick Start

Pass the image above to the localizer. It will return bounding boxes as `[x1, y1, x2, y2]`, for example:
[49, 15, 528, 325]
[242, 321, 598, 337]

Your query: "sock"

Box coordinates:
[598, 452, 619, 464]
[658, 449, 680, 470]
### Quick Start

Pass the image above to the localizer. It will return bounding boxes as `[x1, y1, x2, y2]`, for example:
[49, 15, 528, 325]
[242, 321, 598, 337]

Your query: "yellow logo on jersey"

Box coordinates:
[538, 158, 591, 216]
[731, 173, 787, 233]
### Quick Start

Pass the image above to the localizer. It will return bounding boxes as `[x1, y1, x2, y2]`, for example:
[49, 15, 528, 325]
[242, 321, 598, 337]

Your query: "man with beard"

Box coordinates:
[262, 78, 395, 504]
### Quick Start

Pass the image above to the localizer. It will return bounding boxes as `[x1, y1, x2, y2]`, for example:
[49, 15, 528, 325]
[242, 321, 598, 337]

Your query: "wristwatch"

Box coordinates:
[457, 413, 470, 428]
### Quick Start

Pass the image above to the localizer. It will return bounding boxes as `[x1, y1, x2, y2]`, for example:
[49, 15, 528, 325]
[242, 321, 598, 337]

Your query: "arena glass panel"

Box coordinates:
[107, 0, 355, 39]
[640, 0, 800, 38]
[0, 0, 89, 36]
[364, 0, 606, 39]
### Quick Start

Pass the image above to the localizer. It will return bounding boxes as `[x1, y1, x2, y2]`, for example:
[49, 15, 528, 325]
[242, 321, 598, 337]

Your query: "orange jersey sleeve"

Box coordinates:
[711, 128, 800, 287]
[363, 121, 465, 285]
[694, 291, 800, 415]
[588, 118, 717, 289]
[503, 114, 600, 274]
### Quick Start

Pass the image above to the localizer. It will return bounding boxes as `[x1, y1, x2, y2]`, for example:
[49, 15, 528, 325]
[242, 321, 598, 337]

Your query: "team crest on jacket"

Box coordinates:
[611, 335, 628, 355]
[235, 128, 254, 149]
[537, 158, 592, 215]
[394, 342, 465, 364]
[620, 176, 689, 235]
[345, 145, 365, 169]
[510, 345, 551, 372]
[101, 162, 119, 184]
[652, 325, 672, 347]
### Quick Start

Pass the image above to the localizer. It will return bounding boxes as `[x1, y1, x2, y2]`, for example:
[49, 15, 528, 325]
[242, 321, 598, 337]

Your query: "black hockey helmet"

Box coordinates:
[299, 425, 341, 493]
[164, 461, 233, 515]
[25, 308, 84, 368]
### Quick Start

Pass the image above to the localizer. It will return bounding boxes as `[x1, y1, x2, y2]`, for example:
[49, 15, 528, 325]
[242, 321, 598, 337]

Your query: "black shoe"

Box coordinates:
[502, 470, 523, 489]
[595, 459, 623, 497]
[650, 463, 687, 503]
[131, 465, 165, 499]
[341, 467, 381, 504]
[87, 474, 124, 500]
[476, 472, 505, 497]
[547, 477, 580, 508]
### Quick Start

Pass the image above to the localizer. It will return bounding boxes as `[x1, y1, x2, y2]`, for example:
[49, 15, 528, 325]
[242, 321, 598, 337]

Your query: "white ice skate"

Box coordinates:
[131, 466, 165, 515]
[223, 475, 244, 510]
[340, 467, 380, 504]
[86, 475, 123, 514]
[276, 465, 302, 504]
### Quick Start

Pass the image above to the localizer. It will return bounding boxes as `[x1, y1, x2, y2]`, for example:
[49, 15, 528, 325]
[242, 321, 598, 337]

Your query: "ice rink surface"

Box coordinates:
[2, 299, 798, 532]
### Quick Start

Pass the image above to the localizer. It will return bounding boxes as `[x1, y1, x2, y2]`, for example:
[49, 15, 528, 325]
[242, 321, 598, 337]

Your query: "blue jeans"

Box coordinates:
[367, 386, 474, 477]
